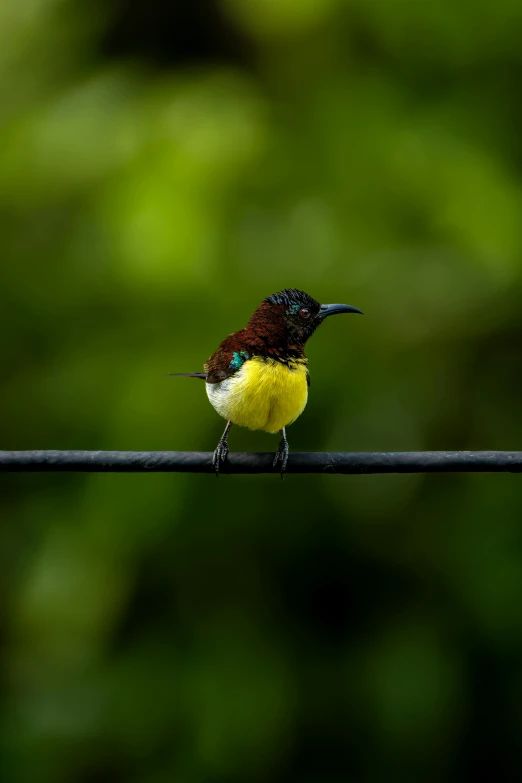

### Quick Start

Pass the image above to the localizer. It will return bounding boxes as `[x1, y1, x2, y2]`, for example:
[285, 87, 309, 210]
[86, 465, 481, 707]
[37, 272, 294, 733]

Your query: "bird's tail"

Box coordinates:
[167, 372, 208, 380]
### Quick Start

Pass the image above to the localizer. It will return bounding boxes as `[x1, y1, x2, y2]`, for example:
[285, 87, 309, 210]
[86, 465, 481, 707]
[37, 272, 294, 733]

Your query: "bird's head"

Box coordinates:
[247, 288, 363, 348]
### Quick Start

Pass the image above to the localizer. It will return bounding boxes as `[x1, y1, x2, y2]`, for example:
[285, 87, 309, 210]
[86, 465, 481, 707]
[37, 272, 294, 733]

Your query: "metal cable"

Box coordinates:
[1, 450, 522, 474]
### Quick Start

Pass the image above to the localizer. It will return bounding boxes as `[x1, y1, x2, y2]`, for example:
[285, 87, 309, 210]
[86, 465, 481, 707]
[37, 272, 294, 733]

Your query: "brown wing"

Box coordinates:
[204, 331, 249, 384]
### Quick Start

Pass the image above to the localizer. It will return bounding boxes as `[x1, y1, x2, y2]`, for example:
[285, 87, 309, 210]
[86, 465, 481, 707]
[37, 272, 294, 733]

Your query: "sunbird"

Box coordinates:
[171, 289, 363, 475]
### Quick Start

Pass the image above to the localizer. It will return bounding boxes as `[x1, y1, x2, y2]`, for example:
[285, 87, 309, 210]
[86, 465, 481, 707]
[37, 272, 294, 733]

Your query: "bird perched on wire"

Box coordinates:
[170, 289, 363, 476]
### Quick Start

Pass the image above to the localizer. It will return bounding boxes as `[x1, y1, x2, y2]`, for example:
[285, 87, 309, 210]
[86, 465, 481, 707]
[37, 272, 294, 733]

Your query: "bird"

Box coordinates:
[170, 289, 363, 476]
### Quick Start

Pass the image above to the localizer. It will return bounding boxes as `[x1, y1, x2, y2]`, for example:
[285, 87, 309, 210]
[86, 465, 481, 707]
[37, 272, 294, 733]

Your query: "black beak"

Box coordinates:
[319, 303, 364, 319]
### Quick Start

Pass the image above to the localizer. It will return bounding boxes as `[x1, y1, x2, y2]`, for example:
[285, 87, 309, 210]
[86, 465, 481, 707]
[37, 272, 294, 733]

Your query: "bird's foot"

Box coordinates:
[273, 435, 289, 479]
[212, 438, 229, 476]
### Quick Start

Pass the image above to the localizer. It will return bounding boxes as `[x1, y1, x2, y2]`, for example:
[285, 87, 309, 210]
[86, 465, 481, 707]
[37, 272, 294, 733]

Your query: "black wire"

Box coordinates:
[1, 450, 522, 473]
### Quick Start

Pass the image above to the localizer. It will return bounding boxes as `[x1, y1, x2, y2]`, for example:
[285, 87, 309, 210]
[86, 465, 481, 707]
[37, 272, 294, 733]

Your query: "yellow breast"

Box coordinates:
[206, 356, 308, 434]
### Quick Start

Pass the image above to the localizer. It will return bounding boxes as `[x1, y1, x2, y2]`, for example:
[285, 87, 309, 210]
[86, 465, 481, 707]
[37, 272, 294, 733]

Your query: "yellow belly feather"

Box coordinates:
[206, 356, 308, 434]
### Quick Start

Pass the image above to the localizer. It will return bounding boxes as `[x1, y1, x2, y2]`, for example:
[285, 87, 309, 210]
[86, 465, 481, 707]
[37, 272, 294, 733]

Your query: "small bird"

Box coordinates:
[171, 289, 363, 476]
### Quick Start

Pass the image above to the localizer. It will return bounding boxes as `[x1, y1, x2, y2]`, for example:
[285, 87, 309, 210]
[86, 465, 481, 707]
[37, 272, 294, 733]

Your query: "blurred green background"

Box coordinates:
[2, 0, 522, 781]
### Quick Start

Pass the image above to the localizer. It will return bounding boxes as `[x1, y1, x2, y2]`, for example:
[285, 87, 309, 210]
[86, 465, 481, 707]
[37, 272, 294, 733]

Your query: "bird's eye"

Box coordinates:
[300, 308, 310, 318]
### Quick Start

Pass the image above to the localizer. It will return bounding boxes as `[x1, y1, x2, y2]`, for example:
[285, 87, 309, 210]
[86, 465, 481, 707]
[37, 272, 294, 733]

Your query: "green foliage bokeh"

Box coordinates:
[2, 1, 522, 781]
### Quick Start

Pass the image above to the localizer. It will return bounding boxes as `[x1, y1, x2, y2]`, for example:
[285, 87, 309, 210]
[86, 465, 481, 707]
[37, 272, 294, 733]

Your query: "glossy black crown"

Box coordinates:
[265, 289, 320, 310]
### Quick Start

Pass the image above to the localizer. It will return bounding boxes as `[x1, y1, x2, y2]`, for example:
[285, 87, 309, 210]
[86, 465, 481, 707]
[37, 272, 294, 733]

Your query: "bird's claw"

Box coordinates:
[212, 439, 229, 476]
[273, 438, 289, 479]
